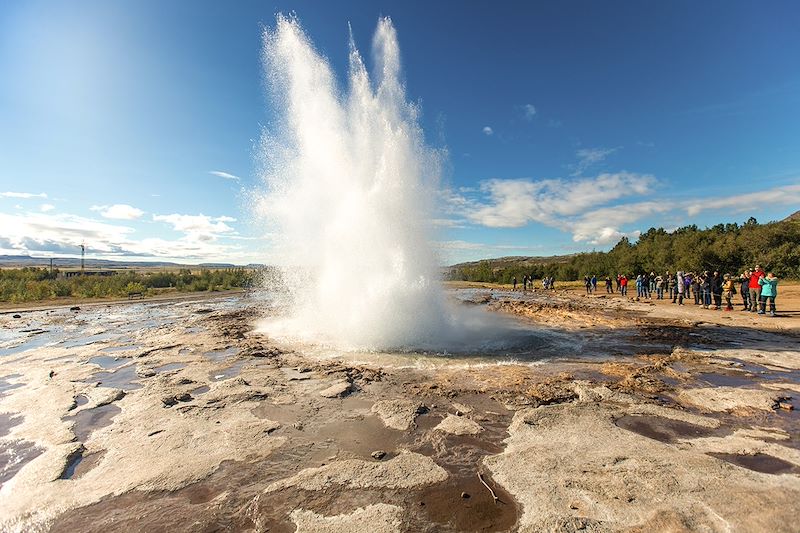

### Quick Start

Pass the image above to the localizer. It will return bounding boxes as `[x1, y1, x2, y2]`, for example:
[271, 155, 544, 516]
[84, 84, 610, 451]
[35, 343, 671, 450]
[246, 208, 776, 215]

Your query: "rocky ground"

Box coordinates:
[0, 287, 798, 532]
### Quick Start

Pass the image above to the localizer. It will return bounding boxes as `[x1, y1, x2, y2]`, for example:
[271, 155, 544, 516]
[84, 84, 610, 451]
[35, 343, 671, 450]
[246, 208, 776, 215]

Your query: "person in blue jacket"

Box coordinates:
[758, 272, 779, 316]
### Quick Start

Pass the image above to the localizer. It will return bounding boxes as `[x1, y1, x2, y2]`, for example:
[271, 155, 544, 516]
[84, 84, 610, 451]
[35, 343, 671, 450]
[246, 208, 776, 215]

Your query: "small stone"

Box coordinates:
[293, 421, 304, 430]
[461, 492, 470, 499]
[176, 393, 192, 402]
[12, 314, 21, 318]
[569, 502, 579, 510]
[371, 450, 387, 460]
[70, 306, 80, 311]
[778, 402, 793, 411]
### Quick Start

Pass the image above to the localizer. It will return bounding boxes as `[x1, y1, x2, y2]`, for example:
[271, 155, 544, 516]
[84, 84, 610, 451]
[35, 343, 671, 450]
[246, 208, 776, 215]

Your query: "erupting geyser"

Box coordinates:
[256, 15, 449, 351]
[256, 15, 541, 354]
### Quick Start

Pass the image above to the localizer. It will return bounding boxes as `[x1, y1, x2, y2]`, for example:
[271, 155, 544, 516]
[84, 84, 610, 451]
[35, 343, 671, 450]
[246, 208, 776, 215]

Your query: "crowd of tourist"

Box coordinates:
[581, 265, 779, 316]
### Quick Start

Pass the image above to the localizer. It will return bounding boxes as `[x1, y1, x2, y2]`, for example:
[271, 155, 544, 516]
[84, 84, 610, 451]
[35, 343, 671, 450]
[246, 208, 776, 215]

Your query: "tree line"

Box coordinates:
[447, 217, 800, 284]
[0, 268, 256, 303]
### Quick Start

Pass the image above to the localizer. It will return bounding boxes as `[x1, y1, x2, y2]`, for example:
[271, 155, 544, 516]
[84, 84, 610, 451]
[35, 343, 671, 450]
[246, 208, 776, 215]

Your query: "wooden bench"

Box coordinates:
[128, 292, 144, 300]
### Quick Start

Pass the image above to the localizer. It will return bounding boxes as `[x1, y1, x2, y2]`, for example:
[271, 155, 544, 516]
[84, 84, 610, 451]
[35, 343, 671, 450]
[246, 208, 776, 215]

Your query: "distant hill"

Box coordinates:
[446, 254, 574, 270]
[784, 210, 800, 222]
[0, 255, 261, 269]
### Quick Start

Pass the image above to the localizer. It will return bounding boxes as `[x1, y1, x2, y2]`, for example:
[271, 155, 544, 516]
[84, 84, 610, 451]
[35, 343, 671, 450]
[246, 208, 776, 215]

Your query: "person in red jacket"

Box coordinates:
[748, 265, 764, 313]
[619, 274, 628, 296]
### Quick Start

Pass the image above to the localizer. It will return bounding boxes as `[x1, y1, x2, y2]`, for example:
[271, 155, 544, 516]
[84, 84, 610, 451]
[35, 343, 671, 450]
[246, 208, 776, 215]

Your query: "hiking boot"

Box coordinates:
[770, 311, 776, 317]
[757, 310, 765, 315]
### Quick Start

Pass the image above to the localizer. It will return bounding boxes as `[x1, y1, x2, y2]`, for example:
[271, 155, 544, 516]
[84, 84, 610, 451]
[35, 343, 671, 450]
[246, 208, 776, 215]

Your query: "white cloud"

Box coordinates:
[570, 202, 668, 244]
[571, 147, 618, 176]
[1, 191, 47, 199]
[40, 204, 55, 212]
[464, 172, 656, 228]
[209, 170, 241, 181]
[0, 211, 258, 264]
[91, 204, 145, 220]
[443, 172, 664, 245]
[522, 104, 537, 120]
[153, 213, 236, 240]
[482, 126, 494, 136]
[685, 184, 800, 217]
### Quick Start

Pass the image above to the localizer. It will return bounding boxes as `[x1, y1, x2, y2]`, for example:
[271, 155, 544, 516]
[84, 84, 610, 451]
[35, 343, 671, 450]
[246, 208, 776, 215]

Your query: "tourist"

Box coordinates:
[666, 271, 673, 299]
[512, 276, 517, 291]
[722, 274, 736, 311]
[591, 274, 598, 293]
[740, 270, 751, 310]
[758, 272, 779, 316]
[620, 274, 628, 296]
[655, 274, 664, 299]
[711, 271, 723, 309]
[615, 275, 621, 292]
[649, 271, 657, 295]
[748, 265, 764, 313]
[674, 271, 685, 305]
[641, 272, 651, 299]
[635, 274, 643, 298]
[669, 273, 678, 302]
[690, 274, 701, 305]
[605, 276, 613, 293]
[700, 272, 711, 308]
[584, 276, 592, 294]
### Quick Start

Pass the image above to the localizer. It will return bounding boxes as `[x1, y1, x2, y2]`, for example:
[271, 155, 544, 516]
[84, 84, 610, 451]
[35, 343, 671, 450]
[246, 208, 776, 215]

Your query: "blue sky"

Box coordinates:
[1, 1, 799, 264]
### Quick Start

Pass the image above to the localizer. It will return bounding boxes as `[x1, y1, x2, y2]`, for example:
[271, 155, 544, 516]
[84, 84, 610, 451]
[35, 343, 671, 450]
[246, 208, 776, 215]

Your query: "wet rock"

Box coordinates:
[70, 306, 80, 311]
[777, 401, 793, 411]
[319, 380, 353, 398]
[194, 308, 213, 314]
[161, 393, 192, 407]
[371, 450, 387, 460]
[12, 314, 21, 319]
[265, 451, 448, 492]
[678, 386, 781, 413]
[136, 367, 156, 378]
[290, 504, 403, 533]
[434, 414, 483, 435]
[371, 399, 425, 430]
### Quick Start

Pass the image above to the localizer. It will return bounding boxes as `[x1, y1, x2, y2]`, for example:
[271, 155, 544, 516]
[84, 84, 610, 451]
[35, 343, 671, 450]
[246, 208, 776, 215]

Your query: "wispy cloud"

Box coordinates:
[91, 204, 145, 220]
[440, 172, 658, 246]
[571, 147, 619, 176]
[1, 191, 47, 199]
[0, 211, 255, 263]
[40, 204, 55, 212]
[521, 103, 537, 120]
[482, 126, 494, 136]
[209, 170, 241, 182]
[685, 184, 800, 217]
[153, 213, 236, 242]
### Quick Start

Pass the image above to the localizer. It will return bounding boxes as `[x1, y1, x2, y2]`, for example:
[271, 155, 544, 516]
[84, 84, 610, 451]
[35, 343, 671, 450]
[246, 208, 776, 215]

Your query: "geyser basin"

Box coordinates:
[255, 15, 459, 352]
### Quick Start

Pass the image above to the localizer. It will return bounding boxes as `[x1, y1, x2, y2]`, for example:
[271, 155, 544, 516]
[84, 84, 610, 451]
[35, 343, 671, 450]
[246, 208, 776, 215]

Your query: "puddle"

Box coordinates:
[0, 330, 58, 356]
[61, 448, 106, 480]
[99, 345, 139, 354]
[73, 394, 90, 409]
[0, 412, 23, 437]
[0, 439, 44, 487]
[204, 347, 239, 362]
[191, 385, 210, 395]
[154, 362, 187, 374]
[65, 404, 122, 442]
[88, 355, 129, 370]
[0, 374, 24, 395]
[709, 452, 799, 475]
[615, 415, 716, 443]
[84, 365, 142, 391]
[210, 360, 248, 381]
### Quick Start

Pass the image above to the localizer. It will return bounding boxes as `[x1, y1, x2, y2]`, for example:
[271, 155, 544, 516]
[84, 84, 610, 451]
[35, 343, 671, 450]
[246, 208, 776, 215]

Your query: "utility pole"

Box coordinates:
[80, 243, 85, 274]
[50, 258, 54, 277]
